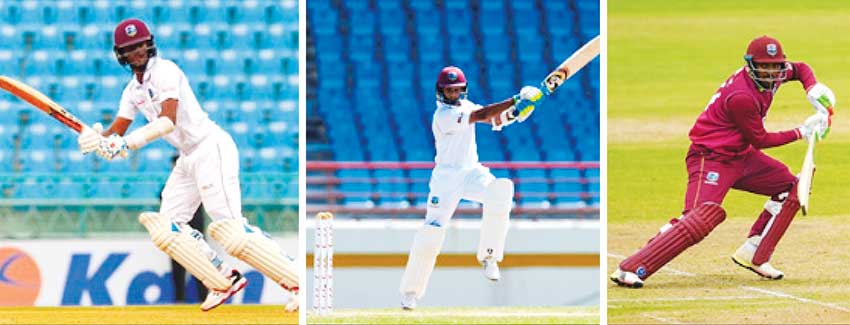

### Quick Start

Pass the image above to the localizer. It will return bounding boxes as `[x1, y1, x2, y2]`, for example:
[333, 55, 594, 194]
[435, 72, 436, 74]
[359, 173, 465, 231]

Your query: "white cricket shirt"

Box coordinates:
[432, 99, 481, 168]
[117, 56, 217, 154]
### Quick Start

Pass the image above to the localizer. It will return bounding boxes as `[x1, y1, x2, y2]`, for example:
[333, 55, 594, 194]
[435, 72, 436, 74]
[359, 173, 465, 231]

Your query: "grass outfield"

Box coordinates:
[0, 305, 296, 325]
[307, 307, 599, 324]
[609, 0, 850, 323]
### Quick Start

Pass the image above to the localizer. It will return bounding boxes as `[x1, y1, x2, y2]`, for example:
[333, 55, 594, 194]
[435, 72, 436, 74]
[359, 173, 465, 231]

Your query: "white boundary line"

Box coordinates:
[610, 252, 850, 314]
[609, 295, 759, 303]
[607, 253, 696, 277]
[740, 286, 850, 313]
[317, 311, 597, 318]
[642, 313, 682, 324]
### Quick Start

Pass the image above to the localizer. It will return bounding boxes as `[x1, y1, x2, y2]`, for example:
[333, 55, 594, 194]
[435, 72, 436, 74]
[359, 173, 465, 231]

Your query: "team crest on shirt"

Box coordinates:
[429, 196, 440, 207]
[705, 171, 720, 185]
[766, 43, 778, 56]
[125, 24, 137, 37]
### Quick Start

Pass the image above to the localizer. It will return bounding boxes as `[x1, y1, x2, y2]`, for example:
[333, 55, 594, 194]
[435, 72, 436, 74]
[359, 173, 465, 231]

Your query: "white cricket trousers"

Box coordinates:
[160, 127, 246, 224]
[425, 163, 495, 226]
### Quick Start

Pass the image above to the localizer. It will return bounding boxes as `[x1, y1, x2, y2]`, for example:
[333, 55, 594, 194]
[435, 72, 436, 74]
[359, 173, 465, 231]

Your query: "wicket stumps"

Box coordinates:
[314, 212, 334, 315]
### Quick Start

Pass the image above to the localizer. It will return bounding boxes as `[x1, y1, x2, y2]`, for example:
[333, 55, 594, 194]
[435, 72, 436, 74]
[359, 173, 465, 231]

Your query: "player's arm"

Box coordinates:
[470, 97, 517, 124]
[728, 94, 800, 149]
[123, 98, 177, 149]
[103, 117, 133, 136]
[790, 62, 837, 133]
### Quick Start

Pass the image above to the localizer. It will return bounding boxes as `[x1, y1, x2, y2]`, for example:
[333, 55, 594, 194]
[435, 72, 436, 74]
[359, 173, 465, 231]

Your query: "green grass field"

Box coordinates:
[0, 305, 297, 325]
[609, 0, 850, 323]
[307, 307, 599, 324]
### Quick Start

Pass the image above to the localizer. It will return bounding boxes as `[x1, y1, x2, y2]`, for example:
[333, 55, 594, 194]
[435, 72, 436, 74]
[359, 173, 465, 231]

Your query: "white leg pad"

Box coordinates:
[209, 219, 299, 291]
[477, 178, 513, 262]
[139, 212, 231, 291]
[399, 224, 446, 299]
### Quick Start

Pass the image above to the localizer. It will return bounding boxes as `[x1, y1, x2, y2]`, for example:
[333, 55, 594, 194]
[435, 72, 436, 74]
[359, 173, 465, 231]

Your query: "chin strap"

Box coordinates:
[125, 116, 175, 150]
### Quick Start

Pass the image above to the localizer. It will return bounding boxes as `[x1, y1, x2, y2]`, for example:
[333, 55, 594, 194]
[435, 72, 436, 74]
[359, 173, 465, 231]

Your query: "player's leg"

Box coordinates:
[613, 154, 737, 287]
[199, 131, 299, 311]
[399, 168, 463, 310]
[730, 151, 799, 279]
[462, 166, 512, 281]
[614, 202, 726, 287]
[153, 162, 246, 311]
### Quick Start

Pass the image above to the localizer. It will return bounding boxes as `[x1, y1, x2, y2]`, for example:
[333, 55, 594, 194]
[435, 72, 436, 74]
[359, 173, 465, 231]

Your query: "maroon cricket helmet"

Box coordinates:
[435, 66, 468, 103]
[745, 35, 786, 63]
[113, 18, 157, 66]
[436, 66, 467, 89]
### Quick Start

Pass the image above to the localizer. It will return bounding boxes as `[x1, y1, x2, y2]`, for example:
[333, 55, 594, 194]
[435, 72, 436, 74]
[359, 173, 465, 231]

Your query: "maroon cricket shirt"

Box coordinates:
[688, 62, 817, 158]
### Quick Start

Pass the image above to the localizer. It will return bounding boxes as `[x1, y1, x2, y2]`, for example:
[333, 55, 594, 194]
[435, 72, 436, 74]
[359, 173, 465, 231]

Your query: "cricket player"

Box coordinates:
[75, 18, 299, 311]
[611, 35, 835, 288]
[398, 66, 542, 309]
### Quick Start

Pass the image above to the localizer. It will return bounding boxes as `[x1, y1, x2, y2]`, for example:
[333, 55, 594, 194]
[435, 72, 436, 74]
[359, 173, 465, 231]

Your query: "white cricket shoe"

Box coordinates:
[731, 235, 784, 280]
[284, 290, 299, 312]
[482, 257, 501, 281]
[200, 269, 248, 311]
[401, 292, 417, 310]
[610, 268, 643, 288]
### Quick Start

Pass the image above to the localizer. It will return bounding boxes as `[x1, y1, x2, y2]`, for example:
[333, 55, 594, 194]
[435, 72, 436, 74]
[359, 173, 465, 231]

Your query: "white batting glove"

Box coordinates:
[77, 123, 103, 154]
[519, 85, 543, 102]
[807, 83, 836, 119]
[799, 113, 829, 141]
[96, 134, 129, 160]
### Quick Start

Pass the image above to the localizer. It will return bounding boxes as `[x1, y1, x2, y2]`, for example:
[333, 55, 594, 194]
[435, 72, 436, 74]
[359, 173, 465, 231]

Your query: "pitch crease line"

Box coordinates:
[741, 286, 850, 313]
[642, 313, 683, 324]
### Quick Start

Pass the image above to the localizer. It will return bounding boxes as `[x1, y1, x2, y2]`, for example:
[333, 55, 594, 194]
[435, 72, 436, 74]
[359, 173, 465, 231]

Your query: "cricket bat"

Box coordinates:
[0, 75, 85, 133]
[798, 131, 817, 215]
[541, 35, 600, 95]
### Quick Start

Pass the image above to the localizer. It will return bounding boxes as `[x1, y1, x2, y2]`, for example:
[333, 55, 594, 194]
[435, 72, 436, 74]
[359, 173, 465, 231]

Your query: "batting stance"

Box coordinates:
[399, 66, 542, 309]
[611, 35, 835, 288]
[75, 19, 299, 311]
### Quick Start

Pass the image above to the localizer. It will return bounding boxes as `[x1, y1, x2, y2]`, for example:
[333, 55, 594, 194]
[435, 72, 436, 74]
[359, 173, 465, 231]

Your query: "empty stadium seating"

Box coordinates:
[0, 0, 298, 200]
[307, 0, 600, 210]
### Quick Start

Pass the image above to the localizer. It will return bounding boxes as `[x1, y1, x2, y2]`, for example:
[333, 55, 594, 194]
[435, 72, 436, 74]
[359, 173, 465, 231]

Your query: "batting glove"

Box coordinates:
[806, 83, 835, 125]
[513, 86, 544, 123]
[799, 113, 829, 141]
[77, 123, 103, 154]
[96, 134, 129, 160]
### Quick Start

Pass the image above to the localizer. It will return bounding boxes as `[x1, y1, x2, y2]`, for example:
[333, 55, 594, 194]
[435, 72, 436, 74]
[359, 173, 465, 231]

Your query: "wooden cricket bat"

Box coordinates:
[541, 35, 600, 95]
[0, 75, 85, 133]
[798, 132, 817, 215]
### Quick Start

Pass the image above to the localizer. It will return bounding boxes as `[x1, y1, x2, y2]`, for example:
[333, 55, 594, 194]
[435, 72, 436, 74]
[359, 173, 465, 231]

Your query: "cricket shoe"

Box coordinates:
[283, 287, 299, 312]
[731, 235, 784, 280]
[610, 268, 643, 288]
[482, 257, 501, 281]
[401, 292, 418, 310]
[200, 269, 248, 311]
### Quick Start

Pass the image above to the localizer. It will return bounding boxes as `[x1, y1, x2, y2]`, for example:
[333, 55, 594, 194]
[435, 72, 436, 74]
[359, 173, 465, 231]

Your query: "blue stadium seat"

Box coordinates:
[348, 9, 376, 36]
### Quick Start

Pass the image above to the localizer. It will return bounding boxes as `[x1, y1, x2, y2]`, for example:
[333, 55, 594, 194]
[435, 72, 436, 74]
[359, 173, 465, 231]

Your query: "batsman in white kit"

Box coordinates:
[399, 66, 542, 310]
[75, 18, 299, 311]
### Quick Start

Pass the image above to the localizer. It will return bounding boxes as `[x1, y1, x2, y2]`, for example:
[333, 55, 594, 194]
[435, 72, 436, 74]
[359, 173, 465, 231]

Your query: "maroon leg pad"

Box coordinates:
[749, 209, 773, 238]
[620, 203, 726, 280]
[753, 184, 800, 265]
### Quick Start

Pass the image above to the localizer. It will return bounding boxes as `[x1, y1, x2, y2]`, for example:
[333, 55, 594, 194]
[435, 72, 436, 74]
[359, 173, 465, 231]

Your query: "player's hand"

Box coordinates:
[78, 123, 104, 154]
[96, 134, 129, 160]
[806, 83, 835, 124]
[513, 86, 543, 122]
[490, 106, 518, 131]
[799, 113, 829, 141]
[519, 86, 543, 103]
